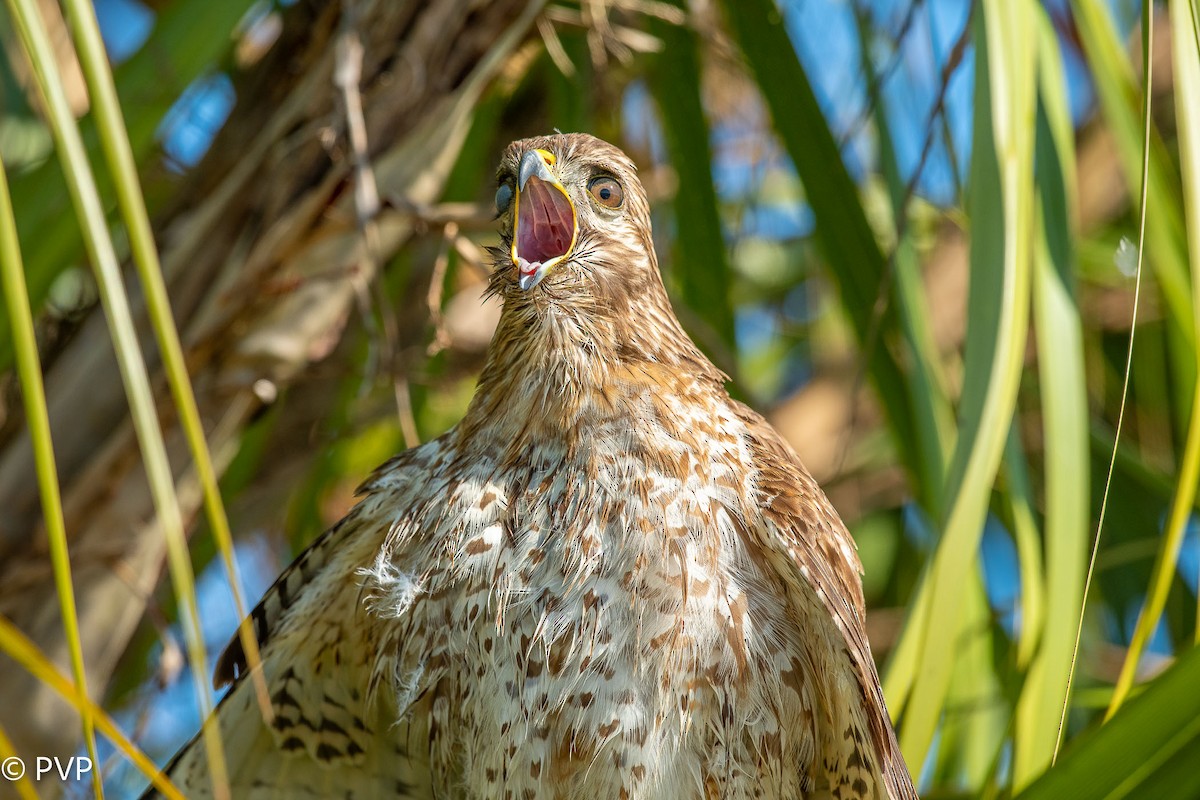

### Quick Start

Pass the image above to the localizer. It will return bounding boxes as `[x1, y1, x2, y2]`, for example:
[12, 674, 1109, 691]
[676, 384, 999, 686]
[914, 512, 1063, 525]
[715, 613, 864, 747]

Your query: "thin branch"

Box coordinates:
[836, 3, 973, 473]
[334, 0, 419, 448]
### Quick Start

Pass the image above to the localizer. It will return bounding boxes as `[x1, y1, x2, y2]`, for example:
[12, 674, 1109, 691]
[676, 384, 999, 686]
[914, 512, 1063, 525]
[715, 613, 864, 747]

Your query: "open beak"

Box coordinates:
[511, 149, 577, 291]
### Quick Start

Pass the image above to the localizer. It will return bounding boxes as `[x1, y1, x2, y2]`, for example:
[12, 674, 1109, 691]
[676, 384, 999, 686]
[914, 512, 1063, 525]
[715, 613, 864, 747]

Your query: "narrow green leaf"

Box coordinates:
[1004, 427, 1045, 672]
[0, 157, 99, 796]
[1105, 0, 1200, 720]
[59, 0, 273, 727]
[939, 571, 1006, 787]
[649, 5, 734, 349]
[882, 559, 932, 719]
[900, 0, 1037, 768]
[1068, 0, 1195, 429]
[1017, 645, 1200, 800]
[1012, 11, 1089, 788]
[1171, 0, 1200, 648]
[853, 3, 957, 728]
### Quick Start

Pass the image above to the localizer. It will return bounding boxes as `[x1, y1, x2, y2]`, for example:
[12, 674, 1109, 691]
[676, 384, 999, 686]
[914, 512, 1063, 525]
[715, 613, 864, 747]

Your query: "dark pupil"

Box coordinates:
[599, 187, 611, 200]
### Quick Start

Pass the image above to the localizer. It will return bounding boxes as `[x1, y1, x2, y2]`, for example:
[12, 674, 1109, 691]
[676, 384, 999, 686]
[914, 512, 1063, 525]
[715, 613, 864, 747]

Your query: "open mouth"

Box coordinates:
[512, 152, 577, 291]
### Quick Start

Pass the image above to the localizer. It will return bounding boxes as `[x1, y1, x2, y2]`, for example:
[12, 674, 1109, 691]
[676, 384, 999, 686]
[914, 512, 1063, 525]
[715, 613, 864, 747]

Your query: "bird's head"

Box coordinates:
[471, 133, 721, 431]
[492, 133, 658, 308]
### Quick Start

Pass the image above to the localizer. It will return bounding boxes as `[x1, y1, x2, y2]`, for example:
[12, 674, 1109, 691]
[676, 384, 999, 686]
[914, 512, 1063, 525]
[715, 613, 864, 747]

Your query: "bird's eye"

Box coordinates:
[588, 176, 623, 209]
[495, 182, 514, 214]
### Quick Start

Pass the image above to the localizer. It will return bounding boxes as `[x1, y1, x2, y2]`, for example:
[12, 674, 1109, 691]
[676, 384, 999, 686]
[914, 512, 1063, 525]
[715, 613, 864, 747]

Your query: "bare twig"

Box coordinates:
[538, 15, 576, 76]
[334, 0, 419, 448]
[835, 3, 974, 474]
[382, 196, 497, 229]
[545, 4, 663, 57]
[452, 232, 494, 279]
[838, 0, 927, 150]
[426, 222, 458, 358]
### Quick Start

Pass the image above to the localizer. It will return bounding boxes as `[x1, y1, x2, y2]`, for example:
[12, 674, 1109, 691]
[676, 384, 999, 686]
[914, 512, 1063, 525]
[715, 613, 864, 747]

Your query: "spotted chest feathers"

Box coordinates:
[156, 132, 909, 800]
[362, 381, 844, 800]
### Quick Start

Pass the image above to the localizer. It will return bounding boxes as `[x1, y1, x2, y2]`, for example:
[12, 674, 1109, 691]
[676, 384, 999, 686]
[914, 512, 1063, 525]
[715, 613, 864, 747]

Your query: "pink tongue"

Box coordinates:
[516, 177, 573, 266]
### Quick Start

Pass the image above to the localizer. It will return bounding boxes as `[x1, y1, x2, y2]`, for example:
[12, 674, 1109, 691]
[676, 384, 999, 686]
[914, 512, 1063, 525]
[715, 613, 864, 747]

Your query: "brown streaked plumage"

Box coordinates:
[151, 133, 917, 799]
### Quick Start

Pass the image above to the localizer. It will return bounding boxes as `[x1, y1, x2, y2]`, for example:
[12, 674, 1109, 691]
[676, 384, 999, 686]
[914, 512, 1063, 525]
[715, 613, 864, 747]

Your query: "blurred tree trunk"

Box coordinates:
[0, 0, 544, 772]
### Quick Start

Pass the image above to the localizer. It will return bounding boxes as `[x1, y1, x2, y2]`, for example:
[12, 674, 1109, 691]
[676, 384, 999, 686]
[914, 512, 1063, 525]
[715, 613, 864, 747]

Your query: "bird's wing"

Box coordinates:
[145, 489, 434, 799]
[733, 402, 918, 800]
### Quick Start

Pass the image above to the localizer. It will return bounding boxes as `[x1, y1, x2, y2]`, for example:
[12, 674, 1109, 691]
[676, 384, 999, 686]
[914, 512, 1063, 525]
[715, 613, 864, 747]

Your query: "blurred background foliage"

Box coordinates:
[1, 0, 1200, 797]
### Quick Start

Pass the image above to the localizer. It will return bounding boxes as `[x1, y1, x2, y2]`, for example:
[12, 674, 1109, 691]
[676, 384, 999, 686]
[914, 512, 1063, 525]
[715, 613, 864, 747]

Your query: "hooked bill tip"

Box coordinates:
[518, 150, 555, 190]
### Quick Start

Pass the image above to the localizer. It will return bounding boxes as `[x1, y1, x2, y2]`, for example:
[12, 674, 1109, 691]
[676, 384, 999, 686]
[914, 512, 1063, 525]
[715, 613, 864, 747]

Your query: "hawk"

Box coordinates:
[152, 133, 917, 799]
